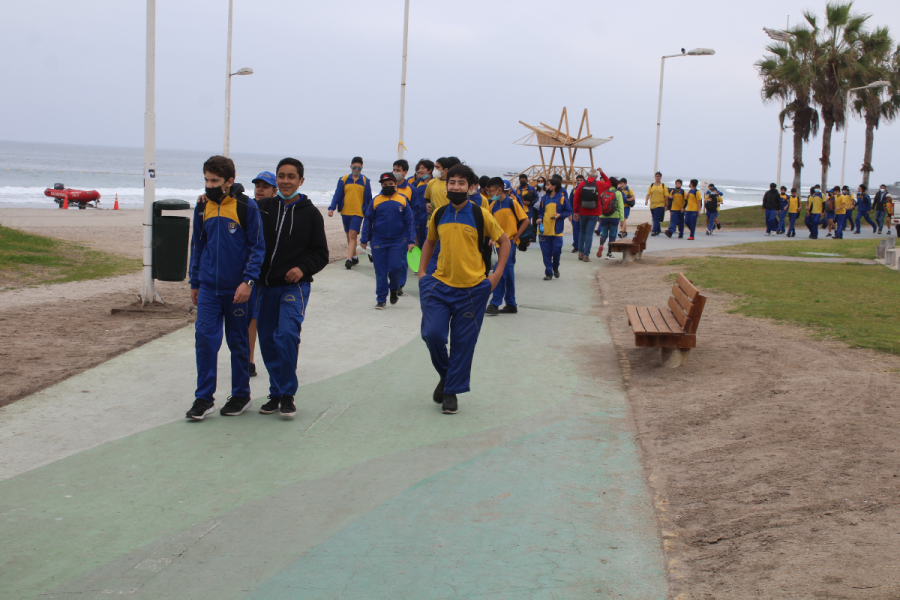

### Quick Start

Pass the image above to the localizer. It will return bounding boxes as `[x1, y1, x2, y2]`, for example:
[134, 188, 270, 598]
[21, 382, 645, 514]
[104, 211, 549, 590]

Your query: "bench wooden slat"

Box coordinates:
[648, 307, 681, 335]
[672, 284, 694, 315]
[659, 308, 685, 334]
[625, 305, 646, 334]
[608, 241, 638, 253]
[686, 293, 707, 334]
[635, 333, 696, 349]
[676, 273, 700, 300]
[667, 296, 690, 329]
[636, 307, 660, 334]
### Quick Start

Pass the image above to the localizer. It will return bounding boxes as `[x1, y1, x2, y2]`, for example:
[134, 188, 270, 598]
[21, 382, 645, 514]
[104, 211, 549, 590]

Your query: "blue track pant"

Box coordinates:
[419, 275, 492, 395]
[577, 215, 599, 255]
[856, 210, 876, 232]
[805, 213, 821, 238]
[571, 218, 579, 249]
[539, 235, 563, 274]
[707, 211, 718, 232]
[667, 211, 685, 236]
[684, 211, 699, 237]
[788, 212, 798, 235]
[765, 209, 779, 233]
[490, 245, 516, 308]
[835, 214, 847, 238]
[415, 220, 428, 250]
[778, 208, 788, 232]
[372, 239, 405, 302]
[195, 285, 250, 402]
[650, 207, 665, 234]
[257, 282, 310, 398]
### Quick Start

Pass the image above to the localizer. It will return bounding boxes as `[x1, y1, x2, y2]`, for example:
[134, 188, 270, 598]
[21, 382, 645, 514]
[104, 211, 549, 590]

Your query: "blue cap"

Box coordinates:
[252, 171, 276, 187]
[502, 179, 511, 191]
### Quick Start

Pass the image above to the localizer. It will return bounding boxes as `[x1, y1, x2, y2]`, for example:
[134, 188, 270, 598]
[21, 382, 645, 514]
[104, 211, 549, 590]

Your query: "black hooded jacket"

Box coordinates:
[762, 189, 782, 210]
[256, 194, 329, 286]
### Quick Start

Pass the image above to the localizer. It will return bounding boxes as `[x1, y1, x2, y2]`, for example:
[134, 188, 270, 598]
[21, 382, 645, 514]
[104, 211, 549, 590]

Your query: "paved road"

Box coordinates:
[0, 246, 666, 600]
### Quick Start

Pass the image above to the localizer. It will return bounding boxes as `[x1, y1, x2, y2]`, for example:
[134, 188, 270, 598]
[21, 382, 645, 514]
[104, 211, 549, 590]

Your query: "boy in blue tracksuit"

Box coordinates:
[485, 177, 528, 315]
[254, 158, 330, 418]
[855, 184, 876, 234]
[328, 157, 373, 269]
[535, 177, 572, 280]
[361, 173, 415, 309]
[187, 155, 265, 420]
[418, 164, 511, 415]
[410, 159, 434, 249]
[392, 160, 415, 294]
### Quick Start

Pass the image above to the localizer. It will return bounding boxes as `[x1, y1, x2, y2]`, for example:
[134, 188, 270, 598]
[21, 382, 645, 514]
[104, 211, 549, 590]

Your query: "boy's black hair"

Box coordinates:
[277, 157, 305, 179]
[791, 187, 797, 193]
[351, 156, 363, 165]
[842, 185, 850, 191]
[443, 156, 461, 170]
[675, 178, 682, 184]
[609, 177, 620, 187]
[690, 179, 699, 187]
[393, 159, 409, 172]
[519, 173, 529, 181]
[203, 155, 236, 180]
[479, 175, 491, 188]
[809, 186, 817, 194]
[435, 157, 448, 169]
[708, 183, 716, 188]
[446, 164, 477, 186]
[780, 185, 787, 191]
[488, 176, 505, 189]
[859, 183, 868, 192]
[575, 174, 585, 181]
[655, 171, 662, 177]
[416, 158, 435, 172]
[620, 177, 628, 184]
[769, 183, 777, 189]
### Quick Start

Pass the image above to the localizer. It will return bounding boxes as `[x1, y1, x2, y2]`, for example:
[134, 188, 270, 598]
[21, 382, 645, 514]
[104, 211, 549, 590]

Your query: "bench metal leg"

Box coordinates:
[660, 347, 690, 368]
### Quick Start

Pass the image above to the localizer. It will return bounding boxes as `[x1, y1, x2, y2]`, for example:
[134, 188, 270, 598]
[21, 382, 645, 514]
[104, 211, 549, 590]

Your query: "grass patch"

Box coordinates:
[720, 239, 881, 260]
[663, 205, 769, 228]
[0, 225, 140, 287]
[671, 256, 900, 355]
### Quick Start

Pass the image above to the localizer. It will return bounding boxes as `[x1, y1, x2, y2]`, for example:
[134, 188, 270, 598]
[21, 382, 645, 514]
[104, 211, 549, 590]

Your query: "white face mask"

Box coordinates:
[434, 170, 442, 179]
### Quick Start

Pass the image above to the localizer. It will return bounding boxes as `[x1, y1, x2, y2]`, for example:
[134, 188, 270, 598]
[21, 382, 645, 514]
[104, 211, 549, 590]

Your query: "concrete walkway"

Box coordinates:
[0, 247, 665, 599]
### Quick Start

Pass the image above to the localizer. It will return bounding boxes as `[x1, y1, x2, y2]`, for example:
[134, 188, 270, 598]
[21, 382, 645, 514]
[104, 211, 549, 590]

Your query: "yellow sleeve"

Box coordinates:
[426, 214, 439, 241]
[483, 208, 504, 242]
[513, 198, 527, 221]
[425, 180, 433, 201]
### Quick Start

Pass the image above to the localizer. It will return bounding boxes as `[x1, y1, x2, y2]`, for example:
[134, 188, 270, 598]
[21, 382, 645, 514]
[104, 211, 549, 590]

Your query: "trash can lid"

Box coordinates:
[153, 199, 192, 210]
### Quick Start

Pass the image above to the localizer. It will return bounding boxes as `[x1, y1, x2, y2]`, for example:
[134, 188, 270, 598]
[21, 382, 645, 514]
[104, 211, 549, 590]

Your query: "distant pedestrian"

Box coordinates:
[664, 179, 687, 238]
[833, 186, 850, 239]
[804, 186, 824, 239]
[328, 157, 373, 270]
[854, 184, 876, 234]
[823, 187, 838, 237]
[410, 158, 434, 248]
[762, 183, 781, 236]
[645, 172, 669, 236]
[777, 185, 788, 234]
[704, 184, 723, 235]
[618, 178, 636, 238]
[684, 180, 702, 240]
[873, 183, 889, 234]
[595, 177, 624, 260]
[535, 176, 572, 279]
[572, 168, 612, 260]
[485, 177, 528, 315]
[786, 188, 800, 237]
[570, 174, 585, 253]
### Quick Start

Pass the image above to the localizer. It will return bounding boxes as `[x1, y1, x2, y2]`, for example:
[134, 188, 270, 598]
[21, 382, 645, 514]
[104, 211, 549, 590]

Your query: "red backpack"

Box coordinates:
[599, 189, 617, 216]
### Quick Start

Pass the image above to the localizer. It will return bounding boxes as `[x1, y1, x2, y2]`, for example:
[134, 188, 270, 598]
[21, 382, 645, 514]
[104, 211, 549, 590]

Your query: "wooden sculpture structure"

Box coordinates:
[513, 108, 612, 186]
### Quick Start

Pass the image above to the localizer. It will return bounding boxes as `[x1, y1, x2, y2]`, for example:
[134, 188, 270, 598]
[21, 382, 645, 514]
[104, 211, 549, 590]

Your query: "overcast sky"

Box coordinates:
[2, 0, 899, 183]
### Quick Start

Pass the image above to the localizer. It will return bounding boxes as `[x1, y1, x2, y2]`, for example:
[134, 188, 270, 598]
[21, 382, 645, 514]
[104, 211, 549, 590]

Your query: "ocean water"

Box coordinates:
[0, 140, 773, 209]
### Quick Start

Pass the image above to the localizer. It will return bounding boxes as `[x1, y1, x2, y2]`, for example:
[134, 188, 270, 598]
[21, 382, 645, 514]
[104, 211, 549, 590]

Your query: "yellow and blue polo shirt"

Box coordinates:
[685, 189, 702, 212]
[427, 201, 503, 288]
[670, 187, 687, 211]
[808, 195, 824, 214]
[329, 174, 373, 217]
[425, 178, 448, 217]
[788, 195, 801, 213]
[490, 195, 528, 238]
[647, 183, 669, 209]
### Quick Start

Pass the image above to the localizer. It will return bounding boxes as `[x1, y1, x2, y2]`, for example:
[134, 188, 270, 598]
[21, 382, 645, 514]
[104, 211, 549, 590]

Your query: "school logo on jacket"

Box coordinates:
[233, 308, 245, 317]
[285, 295, 295, 302]
[228, 222, 237, 234]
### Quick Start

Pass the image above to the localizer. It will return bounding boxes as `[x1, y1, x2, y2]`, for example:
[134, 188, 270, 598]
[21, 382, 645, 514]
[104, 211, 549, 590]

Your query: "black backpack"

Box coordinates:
[580, 181, 599, 209]
[433, 201, 492, 276]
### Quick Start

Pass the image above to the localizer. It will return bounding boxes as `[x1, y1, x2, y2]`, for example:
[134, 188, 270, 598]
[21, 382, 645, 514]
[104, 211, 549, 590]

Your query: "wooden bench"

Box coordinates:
[625, 273, 707, 368]
[609, 222, 651, 263]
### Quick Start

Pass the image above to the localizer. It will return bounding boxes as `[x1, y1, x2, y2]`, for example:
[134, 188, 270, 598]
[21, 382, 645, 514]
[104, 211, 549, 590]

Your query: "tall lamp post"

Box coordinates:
[653, 48, 715, 175]
[840, 80, 889, 186]
[223, 0, 253, 157]
[765, 20, 790, 188]
[141, 0, 156, 306]
[397, 0, 410, 160]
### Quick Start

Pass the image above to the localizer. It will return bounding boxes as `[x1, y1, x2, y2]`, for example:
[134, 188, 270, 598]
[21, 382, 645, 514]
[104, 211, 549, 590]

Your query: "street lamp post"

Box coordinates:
[765, 19, 790, 188]
[397, 0, 410, 160]
[141, 0, 156, 307]
[653, 48, 715, 175]
[222, 0, 253, 157]
[840, 80, 889, 186]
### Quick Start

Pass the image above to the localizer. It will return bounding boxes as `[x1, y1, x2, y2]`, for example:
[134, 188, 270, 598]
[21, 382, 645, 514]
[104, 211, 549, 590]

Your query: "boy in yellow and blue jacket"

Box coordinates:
[328, 156, 373, 269]
[485, 177, 528, 315]
[360, 173, 415, 309]
[535, 176, 572, 279]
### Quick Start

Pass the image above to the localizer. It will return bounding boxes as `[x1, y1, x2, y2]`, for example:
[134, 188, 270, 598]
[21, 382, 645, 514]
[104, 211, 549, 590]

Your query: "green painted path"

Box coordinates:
[1, 248, 665, 599]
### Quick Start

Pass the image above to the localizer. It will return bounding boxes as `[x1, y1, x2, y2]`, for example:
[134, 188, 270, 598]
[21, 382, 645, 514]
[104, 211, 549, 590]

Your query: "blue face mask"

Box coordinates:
[277, 189, 300, 201]
[490, 195, 500, 202]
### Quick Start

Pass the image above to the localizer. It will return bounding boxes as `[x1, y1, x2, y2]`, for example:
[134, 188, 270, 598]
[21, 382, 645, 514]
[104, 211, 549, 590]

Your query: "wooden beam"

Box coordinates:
[676, 273, 701, 300]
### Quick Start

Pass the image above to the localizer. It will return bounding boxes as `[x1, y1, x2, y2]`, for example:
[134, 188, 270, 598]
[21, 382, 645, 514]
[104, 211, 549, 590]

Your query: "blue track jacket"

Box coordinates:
[328, 174, 373, 215]
[189, 192, 265, 294]
[360, 192, 415, 245]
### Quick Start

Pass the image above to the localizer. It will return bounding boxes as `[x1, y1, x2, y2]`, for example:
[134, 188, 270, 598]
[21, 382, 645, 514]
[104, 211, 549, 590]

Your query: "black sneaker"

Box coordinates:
[220, 395, 251, 416]
[280, 395, 297, 417]
[375, 302, 386, 310]
[650, 232, 659, 236]
[716, 222, 721, 230]
[186, 399, 215, 420]
[433, 379, 445, 404]
[259, 396, 281, 414]
[553, 269, 560, 278]
[499, 305, 518, 314]
[485, 304, 500, 316]
[571, 247, 578, 253]
[249, 362, 257, 377]
[367, 254, 373, 263]
[664, 230, 673, 238]
[345, 259, 353, 269]
[441, 394, 458, 414]
[678, 234, 683, 239]
[397, 287, 404, 296]
[390, 290, 399, 305]
[543, 274, 552, 280]
[352, 257, 360, 265]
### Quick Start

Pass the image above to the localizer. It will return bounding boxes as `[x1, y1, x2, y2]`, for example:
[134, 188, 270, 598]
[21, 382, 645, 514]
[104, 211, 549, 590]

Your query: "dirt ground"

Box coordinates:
[0, 207, 346, 406]
[598, 256, 900, 599]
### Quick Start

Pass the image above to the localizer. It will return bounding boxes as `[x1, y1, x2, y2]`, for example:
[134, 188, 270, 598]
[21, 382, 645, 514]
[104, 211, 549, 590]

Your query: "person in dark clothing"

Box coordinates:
[762, 183, 782, 236]
[873, 184, 889, 233]
[254, 157, 330, 418]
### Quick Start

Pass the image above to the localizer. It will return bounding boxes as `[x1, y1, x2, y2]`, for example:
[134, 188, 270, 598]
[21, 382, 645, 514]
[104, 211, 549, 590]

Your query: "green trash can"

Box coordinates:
[152, 199, 192, 282]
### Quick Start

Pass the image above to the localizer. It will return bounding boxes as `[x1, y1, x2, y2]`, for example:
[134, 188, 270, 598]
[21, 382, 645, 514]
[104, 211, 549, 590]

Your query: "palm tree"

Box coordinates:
[806, 2, 869, 191]
[757, 26, 820, 192]
[850, 31, 900, 187]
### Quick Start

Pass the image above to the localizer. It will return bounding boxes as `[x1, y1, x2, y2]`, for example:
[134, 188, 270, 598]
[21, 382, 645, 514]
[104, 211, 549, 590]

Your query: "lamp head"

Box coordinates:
[687, 48, 715, 56]
[232, 67, 254, 76]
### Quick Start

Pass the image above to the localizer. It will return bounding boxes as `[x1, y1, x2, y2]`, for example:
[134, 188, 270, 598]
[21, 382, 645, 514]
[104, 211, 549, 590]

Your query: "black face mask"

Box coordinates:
[447, 190, 469, 205]
[205, 186, 226, 202]
[382, 186, 396, 196]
